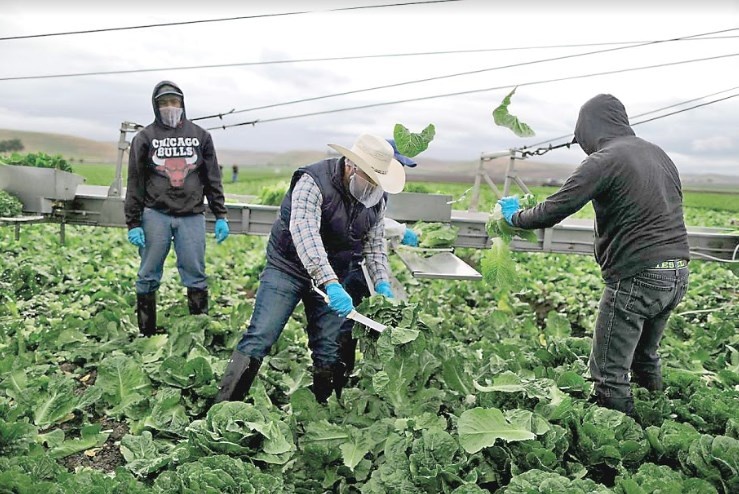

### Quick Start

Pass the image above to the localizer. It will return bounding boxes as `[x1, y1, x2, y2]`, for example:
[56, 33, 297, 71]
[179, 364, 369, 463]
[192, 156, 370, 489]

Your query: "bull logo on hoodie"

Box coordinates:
[151, 152, 198, 187]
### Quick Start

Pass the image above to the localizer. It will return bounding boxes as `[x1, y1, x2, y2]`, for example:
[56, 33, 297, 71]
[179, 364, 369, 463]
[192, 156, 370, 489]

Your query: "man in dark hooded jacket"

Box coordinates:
[124, 80, 230, 336]
[498, 94, 690, 415]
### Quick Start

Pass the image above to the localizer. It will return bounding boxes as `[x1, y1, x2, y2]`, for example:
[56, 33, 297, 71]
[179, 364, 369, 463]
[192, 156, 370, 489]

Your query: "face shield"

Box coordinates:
[348, 164, 384, 208]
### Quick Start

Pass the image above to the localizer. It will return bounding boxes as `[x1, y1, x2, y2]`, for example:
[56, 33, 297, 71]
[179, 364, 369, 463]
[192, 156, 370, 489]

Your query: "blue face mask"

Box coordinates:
[159, 106, 183, 127]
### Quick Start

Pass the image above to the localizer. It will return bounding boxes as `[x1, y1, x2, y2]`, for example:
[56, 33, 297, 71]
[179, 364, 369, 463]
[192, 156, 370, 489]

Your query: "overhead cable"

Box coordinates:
[521, 84, 739, 150]
[632, 92, 739, 125]
[0, 0, 460, 41]
[517, 92, 739, 158]
[206, 52, 739, 130]
[1, 34, 737, 82]
[194, 27, 738, 121]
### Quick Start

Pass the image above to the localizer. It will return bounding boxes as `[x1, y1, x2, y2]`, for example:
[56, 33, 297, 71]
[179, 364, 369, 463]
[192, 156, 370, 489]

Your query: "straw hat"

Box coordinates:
[328, 134, 406, 194]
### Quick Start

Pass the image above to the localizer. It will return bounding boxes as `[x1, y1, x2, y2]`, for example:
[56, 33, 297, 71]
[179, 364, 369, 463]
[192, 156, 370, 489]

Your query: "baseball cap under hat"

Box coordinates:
[386, 139, 417, 167]
[155, 84, 183, 100]
[328, 134, 406, 194]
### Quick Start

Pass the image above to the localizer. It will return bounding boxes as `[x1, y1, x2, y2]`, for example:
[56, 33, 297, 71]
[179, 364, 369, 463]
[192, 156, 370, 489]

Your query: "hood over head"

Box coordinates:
[573, 94, 635, 155]
[152, 80, 186, 127]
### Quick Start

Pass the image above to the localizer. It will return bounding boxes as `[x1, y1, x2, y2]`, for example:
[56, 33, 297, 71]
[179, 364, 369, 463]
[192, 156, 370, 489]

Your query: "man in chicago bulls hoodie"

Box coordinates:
[124, 80, 229, 336]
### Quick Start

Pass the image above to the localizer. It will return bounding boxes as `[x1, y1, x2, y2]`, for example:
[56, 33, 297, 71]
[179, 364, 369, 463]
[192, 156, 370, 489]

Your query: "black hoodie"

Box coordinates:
[124, 80, 227, 229]
[513, 94, 689, 282]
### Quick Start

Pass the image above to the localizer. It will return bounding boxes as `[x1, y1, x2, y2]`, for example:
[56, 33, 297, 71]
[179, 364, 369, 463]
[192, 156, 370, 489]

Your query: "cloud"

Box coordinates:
[691, 136, 735, 153]
[0, 2, 737, 176]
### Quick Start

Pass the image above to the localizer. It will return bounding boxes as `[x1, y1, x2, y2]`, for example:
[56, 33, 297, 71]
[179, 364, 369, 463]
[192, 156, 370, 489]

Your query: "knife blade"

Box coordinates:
[313, 285, 387, 333]
[346, 309, 387, 333]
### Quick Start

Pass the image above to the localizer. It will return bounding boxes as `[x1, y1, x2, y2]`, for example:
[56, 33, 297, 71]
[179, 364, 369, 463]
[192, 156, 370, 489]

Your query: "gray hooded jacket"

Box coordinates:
[124, 80, 227, 229]
[513, 94, 689, 282]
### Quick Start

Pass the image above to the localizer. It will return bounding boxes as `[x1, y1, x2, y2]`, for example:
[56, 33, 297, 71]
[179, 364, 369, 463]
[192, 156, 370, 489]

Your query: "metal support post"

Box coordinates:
[108, 121, 143, 198]
[503, 152, 532, 197]
[468, 150, 510, 213]
[468, 156, 484, 212]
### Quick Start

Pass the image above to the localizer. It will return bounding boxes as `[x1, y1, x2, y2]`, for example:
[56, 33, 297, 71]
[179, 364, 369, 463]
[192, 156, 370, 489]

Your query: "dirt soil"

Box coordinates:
[59, 417, 128, 473]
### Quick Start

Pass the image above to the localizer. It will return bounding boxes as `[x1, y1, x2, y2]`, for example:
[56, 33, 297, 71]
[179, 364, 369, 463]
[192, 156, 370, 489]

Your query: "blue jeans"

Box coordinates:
[136, 207, 206, 294]
[236, 265, 344, 367]
[339, 262, 371, 336]
[590, 264, 689, 404]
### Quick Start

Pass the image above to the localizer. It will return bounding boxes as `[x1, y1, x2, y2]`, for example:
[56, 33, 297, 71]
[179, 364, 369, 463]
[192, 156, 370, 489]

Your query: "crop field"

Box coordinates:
[1, 173, 738, 492]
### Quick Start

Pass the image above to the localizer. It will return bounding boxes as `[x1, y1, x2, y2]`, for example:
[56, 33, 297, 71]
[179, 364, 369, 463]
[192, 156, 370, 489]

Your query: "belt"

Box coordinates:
[653, 259, 688, 269]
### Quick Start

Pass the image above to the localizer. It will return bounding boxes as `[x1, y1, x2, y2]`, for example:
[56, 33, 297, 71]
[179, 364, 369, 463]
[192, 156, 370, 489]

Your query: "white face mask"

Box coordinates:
[160, 106, 183, 127]
[349, 168, 384, 208]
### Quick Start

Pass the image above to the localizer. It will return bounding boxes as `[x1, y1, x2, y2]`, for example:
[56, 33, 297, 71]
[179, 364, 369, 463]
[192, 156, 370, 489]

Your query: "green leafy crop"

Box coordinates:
[2, 151, 73, 172]
[393, 123, 435, 158]
[481, 194, 538, 293]
[0, 190, 23, 217]
[257, 181, 289, 206]
[493, 88, 536, 138]
[412, 221, 459, 248]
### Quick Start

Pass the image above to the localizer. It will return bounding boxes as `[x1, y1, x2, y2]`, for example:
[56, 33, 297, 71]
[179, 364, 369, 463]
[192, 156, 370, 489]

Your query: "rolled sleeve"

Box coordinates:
[289, 174, 337, 286]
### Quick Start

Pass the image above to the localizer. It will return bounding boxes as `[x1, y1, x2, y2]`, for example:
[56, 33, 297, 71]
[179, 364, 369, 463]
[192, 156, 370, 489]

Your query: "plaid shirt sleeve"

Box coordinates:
[363, 198, 390, 286]
[290, 174, 337, 286]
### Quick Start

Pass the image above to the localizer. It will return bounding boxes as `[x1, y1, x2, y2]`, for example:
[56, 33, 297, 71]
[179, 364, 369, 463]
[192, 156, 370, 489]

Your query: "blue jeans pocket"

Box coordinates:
[625, 272, 678, 318]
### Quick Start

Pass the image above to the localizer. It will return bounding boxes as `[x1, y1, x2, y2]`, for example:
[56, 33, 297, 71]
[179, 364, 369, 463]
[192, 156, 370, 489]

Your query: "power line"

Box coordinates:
[0, 0, 460, 41]
[194, 27, 738, 121]
[516, 91, 739, 158]
[206, 52, 739, 130]
[632, 92, 739, 126]
[2, 34, 737, 82]
[522, 85, 739, 149]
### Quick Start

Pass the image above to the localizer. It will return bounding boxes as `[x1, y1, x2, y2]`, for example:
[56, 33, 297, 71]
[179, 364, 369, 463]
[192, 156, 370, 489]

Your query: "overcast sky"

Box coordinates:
[1, 0, 738, 175]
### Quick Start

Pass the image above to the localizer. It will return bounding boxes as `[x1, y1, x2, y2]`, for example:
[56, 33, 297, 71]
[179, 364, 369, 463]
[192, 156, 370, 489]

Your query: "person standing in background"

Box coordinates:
[125, 80, 230, 336]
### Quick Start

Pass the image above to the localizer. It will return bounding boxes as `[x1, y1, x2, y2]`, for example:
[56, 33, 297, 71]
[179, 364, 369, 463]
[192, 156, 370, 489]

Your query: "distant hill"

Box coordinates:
[0, 128, 575, 179]
[1, 128, 737, 188]
[0, 128, 330, 170]
[0, 128, 117, 164]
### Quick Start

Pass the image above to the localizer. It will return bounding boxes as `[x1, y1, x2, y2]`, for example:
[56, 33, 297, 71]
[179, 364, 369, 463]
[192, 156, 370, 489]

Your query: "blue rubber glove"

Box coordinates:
[498, 196, 521, 226]
[127, 227, 145, 247]
[325, 282, 354, 318]
[375, 280, 394, 299]
[401, 228, 419, 247]
[215, 218, 229, 244]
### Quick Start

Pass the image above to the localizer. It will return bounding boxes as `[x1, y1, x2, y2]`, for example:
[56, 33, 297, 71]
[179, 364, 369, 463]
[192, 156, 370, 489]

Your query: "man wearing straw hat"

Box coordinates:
[215, 134, 406, 404]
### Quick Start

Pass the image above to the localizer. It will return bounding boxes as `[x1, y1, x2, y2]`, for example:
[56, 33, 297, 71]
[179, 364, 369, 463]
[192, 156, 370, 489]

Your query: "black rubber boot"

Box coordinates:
[312, 366, 335, 404]
[136, 292, 157, 336]
[597, 394, 635, 416]
[632, 374, 663, 392]
[336, 333, 357, 396]
[214, 351, 261, 403]
[312, 363, 346, 403]
[332, 362, 347, 399]
[338, 332, 357, 375]
[187, 287, 209, 315]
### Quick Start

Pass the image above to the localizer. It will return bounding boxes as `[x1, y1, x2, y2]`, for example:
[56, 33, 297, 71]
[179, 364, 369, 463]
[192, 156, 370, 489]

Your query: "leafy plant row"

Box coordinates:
[0, 223, 736, 492]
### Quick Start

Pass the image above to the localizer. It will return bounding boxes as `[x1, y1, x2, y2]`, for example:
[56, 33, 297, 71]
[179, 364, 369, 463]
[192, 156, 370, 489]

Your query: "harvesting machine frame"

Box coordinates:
[1, 123, 738, 279]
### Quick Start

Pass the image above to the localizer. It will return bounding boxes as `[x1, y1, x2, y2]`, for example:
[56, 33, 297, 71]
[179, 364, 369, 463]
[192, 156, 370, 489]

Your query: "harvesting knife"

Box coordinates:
[313, 285, 387, 333]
